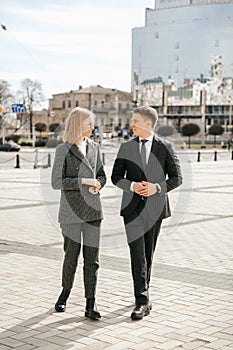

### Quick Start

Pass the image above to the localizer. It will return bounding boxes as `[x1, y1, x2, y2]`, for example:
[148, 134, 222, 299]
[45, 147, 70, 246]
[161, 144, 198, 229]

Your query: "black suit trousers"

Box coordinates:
[123, 199, 162, 305]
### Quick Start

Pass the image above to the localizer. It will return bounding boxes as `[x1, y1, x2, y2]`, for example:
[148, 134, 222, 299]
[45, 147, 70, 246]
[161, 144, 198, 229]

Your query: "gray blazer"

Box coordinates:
[51, 139, 106, 224]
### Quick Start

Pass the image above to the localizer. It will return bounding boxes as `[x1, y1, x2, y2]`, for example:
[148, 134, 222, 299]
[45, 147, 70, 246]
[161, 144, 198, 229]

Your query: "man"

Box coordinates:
[111, 106, 182, 320]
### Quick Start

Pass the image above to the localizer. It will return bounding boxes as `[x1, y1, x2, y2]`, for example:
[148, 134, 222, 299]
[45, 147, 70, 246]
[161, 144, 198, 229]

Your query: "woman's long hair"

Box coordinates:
[63, 107, 95, 144]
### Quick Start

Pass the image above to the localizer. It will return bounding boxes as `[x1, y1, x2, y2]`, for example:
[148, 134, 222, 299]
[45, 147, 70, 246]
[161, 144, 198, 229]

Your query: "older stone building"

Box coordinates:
[48, 85, 133, 134]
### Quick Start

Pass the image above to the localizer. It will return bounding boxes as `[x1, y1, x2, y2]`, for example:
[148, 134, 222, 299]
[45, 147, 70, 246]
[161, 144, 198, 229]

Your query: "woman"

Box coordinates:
[51, 107, 106, 320]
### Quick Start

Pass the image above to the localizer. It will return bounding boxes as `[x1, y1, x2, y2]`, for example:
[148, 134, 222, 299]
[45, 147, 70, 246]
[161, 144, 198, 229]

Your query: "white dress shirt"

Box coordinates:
[79, 138, 87, 157]
[130, 134, 161, 194]
[139, 134, 154, 164]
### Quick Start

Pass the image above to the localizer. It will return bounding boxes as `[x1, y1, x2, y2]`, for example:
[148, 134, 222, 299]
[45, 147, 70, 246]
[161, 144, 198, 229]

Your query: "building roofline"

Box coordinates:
[50, 85, 132, 98]
[148, 0, 233, 12]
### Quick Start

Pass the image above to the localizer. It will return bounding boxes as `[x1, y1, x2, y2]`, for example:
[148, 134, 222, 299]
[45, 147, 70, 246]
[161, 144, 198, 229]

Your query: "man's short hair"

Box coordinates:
[133, 105, 158, 128]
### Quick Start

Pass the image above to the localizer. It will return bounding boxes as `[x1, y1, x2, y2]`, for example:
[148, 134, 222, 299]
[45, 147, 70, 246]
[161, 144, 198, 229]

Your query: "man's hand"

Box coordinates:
[136, 181, 158, 197]
[133, 182, 146, 195]
[141, 181, 158, 197]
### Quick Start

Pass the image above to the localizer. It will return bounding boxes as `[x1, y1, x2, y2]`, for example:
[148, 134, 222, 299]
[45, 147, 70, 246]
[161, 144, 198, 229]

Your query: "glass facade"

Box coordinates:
[132, 1, 233, 87]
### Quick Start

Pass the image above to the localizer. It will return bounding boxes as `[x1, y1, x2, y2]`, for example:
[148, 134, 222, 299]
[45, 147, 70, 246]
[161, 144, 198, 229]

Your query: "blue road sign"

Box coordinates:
[12, 104, 24, 113]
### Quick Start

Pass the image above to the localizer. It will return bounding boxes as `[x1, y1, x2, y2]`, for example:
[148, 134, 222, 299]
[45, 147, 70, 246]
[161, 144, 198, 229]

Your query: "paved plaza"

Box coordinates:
[0, 146, 233, 350]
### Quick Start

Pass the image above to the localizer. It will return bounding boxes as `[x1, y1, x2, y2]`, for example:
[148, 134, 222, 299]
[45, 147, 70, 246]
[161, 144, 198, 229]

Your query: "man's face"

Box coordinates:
[130, 113, 152, 137]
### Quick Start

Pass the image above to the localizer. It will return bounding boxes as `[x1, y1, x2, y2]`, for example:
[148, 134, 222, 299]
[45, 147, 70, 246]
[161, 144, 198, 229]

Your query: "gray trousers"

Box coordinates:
[61, 220, 101, 299]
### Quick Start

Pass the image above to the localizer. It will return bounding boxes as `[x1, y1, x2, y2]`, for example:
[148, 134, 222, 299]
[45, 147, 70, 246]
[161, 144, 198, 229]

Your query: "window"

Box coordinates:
[94, 100, 98, 106]
[101, 101, 105, 108]
[62, 101, 65, 109]
[68, 100, 71, 108]
[76, 100, 79, 107]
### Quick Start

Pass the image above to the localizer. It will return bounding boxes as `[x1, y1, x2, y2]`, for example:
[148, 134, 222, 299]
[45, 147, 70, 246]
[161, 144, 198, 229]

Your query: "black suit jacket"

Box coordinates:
[111, 136, 182, 222]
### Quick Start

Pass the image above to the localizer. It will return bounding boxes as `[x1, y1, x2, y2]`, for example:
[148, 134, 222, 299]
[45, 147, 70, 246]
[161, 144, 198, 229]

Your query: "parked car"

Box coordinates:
[0, 142, 21, 152]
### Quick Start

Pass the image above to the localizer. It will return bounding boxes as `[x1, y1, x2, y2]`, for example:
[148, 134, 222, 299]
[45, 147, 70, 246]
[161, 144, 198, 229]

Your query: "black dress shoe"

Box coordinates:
[55, 289, 70, 312]
[131, 304, 151, 320]
[85, 298, 101, 320]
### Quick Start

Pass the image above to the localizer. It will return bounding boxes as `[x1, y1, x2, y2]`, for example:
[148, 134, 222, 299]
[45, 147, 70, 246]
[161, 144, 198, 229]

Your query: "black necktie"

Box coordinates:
[141, 139, 148, 170]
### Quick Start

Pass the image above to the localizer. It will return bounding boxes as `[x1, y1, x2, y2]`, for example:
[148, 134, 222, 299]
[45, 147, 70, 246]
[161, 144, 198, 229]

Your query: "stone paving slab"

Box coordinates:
[0, 156, 233, 349]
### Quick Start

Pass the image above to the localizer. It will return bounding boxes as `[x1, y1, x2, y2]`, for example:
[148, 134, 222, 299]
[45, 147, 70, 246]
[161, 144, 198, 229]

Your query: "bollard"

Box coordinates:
[102, 153, 105, 165]
[15, 154, 20, 168]
[34, 149, 39, 169]
[197, 151, 201, 162]
[48, 153, 51, 167]
[214, 151, 217, 161]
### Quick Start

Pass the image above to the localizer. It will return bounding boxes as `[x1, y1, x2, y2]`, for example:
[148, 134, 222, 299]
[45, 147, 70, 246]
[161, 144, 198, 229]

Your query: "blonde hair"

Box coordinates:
[63, 107, 95, 144]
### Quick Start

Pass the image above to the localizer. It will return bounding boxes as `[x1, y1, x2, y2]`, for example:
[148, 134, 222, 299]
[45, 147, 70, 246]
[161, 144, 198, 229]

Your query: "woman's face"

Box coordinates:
[82, 117, 94, 138]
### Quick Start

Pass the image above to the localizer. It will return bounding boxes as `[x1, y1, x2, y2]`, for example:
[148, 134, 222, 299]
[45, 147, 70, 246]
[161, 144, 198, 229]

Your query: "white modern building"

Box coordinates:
[132, 0, 233, 87]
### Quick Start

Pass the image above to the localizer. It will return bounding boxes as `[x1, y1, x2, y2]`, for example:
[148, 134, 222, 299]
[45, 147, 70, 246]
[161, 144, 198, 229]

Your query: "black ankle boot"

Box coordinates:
[55, 289, 70, 312]
[85, 298, 101, 320]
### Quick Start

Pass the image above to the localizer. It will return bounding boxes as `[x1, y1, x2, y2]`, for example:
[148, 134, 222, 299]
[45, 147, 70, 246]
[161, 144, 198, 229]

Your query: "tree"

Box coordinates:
[35, 122, 47, 138]
[0, 80, 13, 125]
[208, 124, 224, 147]
[0, 80, 12, 106]
[18, 78, 45, 139]
[181, 123, 200, 148]
[49, 123, 60, 133]
[157, 125, 174, 138]
[49, 123, 62, 139]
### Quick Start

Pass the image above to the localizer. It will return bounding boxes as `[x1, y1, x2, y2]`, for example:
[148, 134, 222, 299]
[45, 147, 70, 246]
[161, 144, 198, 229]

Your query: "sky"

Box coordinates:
[1, 0, 154, 108]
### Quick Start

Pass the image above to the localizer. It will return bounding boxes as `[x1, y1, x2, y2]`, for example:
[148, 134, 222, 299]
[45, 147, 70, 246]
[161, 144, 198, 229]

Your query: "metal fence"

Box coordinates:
[0, 148, 233, 170]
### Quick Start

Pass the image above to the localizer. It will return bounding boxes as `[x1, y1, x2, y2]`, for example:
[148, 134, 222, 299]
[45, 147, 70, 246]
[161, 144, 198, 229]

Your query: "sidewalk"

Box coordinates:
[0, 155, 233, 350]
